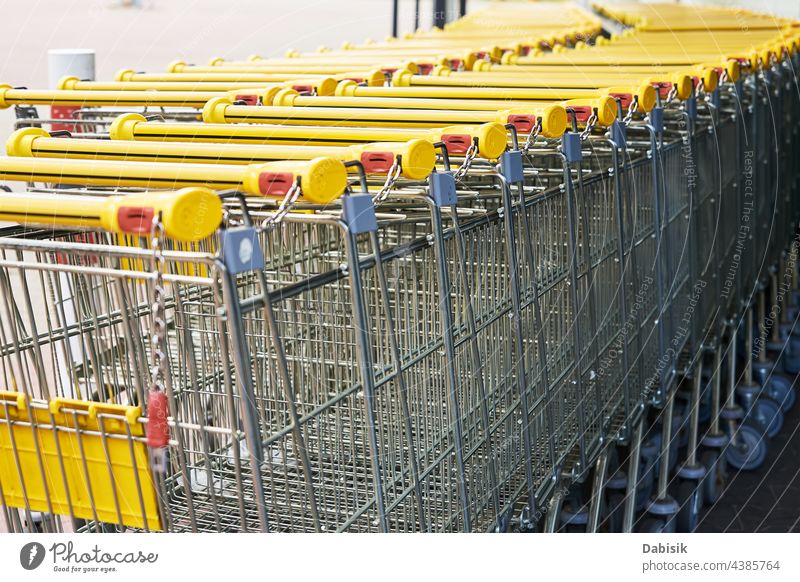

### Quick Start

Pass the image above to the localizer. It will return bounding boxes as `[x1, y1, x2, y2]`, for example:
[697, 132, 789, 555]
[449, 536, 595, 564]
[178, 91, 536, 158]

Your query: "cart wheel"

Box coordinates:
[751, 397, 784, 438]
[700, 449, 728, 505]
[674, 480, 704, 532]
[604, 491, 626, 533]
[762, 373, 796, 411]
[636, 459, 656, 512]
[636, 516, 668, 533]
[727, 421, 769, 471]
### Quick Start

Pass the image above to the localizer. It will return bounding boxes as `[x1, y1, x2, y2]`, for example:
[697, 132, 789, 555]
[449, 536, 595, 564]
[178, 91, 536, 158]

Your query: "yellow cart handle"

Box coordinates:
[0, 188, 222, 242]
[60, 75, 340, 97]
[0, 84, 274, 109]
[8, 127, 435, 181]
[116, 68, 386, 87]
[331, 81, 655, 114]
[271, 88, 570, 133]
[110, 113, 509, 161]
[202, 96, 573, 135]
[169, 60, 423, 76]
[0, 155, 347, 204]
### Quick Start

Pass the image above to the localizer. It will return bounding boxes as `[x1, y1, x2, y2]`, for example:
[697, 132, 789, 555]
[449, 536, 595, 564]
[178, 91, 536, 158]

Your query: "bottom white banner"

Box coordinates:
[0, 533, 796, 581]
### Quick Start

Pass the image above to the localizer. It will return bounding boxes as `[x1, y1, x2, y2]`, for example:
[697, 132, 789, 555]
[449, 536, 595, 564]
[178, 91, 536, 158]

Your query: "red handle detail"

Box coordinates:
[117, 206, 155, 235]
[146, 391, 170, 448]
[259, 172, 294, 196]
[360, 151, 394, 174]
[650, 82, 671, 99]
[507, 114, 535, 133]
[570, 106, 592, 123]
[441, 133, 472, 154]
[608, 92, 632, 108]
[234, 94, 259, 105]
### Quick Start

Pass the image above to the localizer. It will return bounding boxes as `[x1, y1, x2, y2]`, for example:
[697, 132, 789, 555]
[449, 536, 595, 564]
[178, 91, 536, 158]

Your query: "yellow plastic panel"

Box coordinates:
[0, 392, 161, 530]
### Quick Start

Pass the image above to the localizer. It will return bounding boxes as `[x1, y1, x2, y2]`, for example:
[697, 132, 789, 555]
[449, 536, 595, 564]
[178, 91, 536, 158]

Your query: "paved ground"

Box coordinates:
[697, 374, 800, 532]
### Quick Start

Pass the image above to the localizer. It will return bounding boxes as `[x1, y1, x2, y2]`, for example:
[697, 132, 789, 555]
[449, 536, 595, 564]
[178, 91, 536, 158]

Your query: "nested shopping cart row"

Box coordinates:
[1, 1, 799, 533]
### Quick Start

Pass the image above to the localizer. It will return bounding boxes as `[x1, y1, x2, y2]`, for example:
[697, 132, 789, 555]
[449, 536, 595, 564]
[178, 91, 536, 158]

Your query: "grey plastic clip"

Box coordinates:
[686, 96, 697, 120]
[429, 171, 457, 207]
[649, 107, 664, 134]
[562, 132, 582, 163]
[500, 150, 524, 183]
[610, 120, 626, 148]
[342, 193, 378, 234]
[221, 227, 265, 275]
[711, 88, 721, 109]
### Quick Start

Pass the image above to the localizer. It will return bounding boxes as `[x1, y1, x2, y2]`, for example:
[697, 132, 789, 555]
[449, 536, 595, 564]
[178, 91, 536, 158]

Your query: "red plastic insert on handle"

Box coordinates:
[360, 151, 395, 174]
[441, 133, 472, 154]
[607, 92, 632, 109]
[506, 114, 536, 133]
[259, 171, 294, 196]
[146, 391, 170, 449]
[234, 94, 259, 105]
[117, 206, 155, 235]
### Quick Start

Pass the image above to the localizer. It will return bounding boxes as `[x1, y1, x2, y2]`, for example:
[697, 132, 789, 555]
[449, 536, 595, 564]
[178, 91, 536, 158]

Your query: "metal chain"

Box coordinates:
[666, 84, 678, 104]
[522, 118, 543, 152]
[148, 215, 169, 473]
[579, 112, 597, 140]
[453, 141, 479, 180]
[374, 158, 402, 203]
[150, 217, 167, 396]
[260, 181, 302, 228]
[622, 99, 639, 125]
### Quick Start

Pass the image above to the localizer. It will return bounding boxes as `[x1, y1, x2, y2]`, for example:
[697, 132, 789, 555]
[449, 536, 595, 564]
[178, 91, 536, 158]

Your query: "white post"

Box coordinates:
[47, 49, 95, 130]
[47, 48, 95, 89]
[47, 49, 95, 398]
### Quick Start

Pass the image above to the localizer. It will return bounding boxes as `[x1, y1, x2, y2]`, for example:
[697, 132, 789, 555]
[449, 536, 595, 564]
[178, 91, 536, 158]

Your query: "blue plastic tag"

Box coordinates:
[429, 172, 457, 207]
[500, 150, 524, 183]
[611, 120, 627, 148]
[562, 132, 582, 163]
[342, 193, 378, 234]
[649, 107, 664, 134]
[221, 227, 264, 275]
[685, 97, 697, 120]
[711, 88, 721, 109]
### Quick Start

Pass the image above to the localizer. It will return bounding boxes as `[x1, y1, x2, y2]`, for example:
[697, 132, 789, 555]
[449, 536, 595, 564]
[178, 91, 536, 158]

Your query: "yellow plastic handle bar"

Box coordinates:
[203, 96, 574, 134]
[333, 80, 655, 113]
[504, 51, 757, 70]
[0, 188, 222, 242]
[272, 89, 588, 115]
[60, 75, 340, 97]
[0, 156, 347, 204]
[116, 68, 386, 87]
[111, 113, 509, 160]
[169, 60, 422, 76]
[212, 52, 462, 66]
[9, 127, 435, 181]
[0, 85, 273, 109]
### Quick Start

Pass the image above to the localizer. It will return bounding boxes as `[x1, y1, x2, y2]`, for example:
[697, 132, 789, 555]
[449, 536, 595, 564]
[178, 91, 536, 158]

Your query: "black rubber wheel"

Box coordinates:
[674, 479, 704, 532]
[752, 397, 784, 438]
[700, 449, 727, 505]
[604, 491, 626, 533]
[636, 459, 656, 511]
[763, 374, 797, 412]
[727, 421, 769, 471]
[636, 516, 668, 533]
